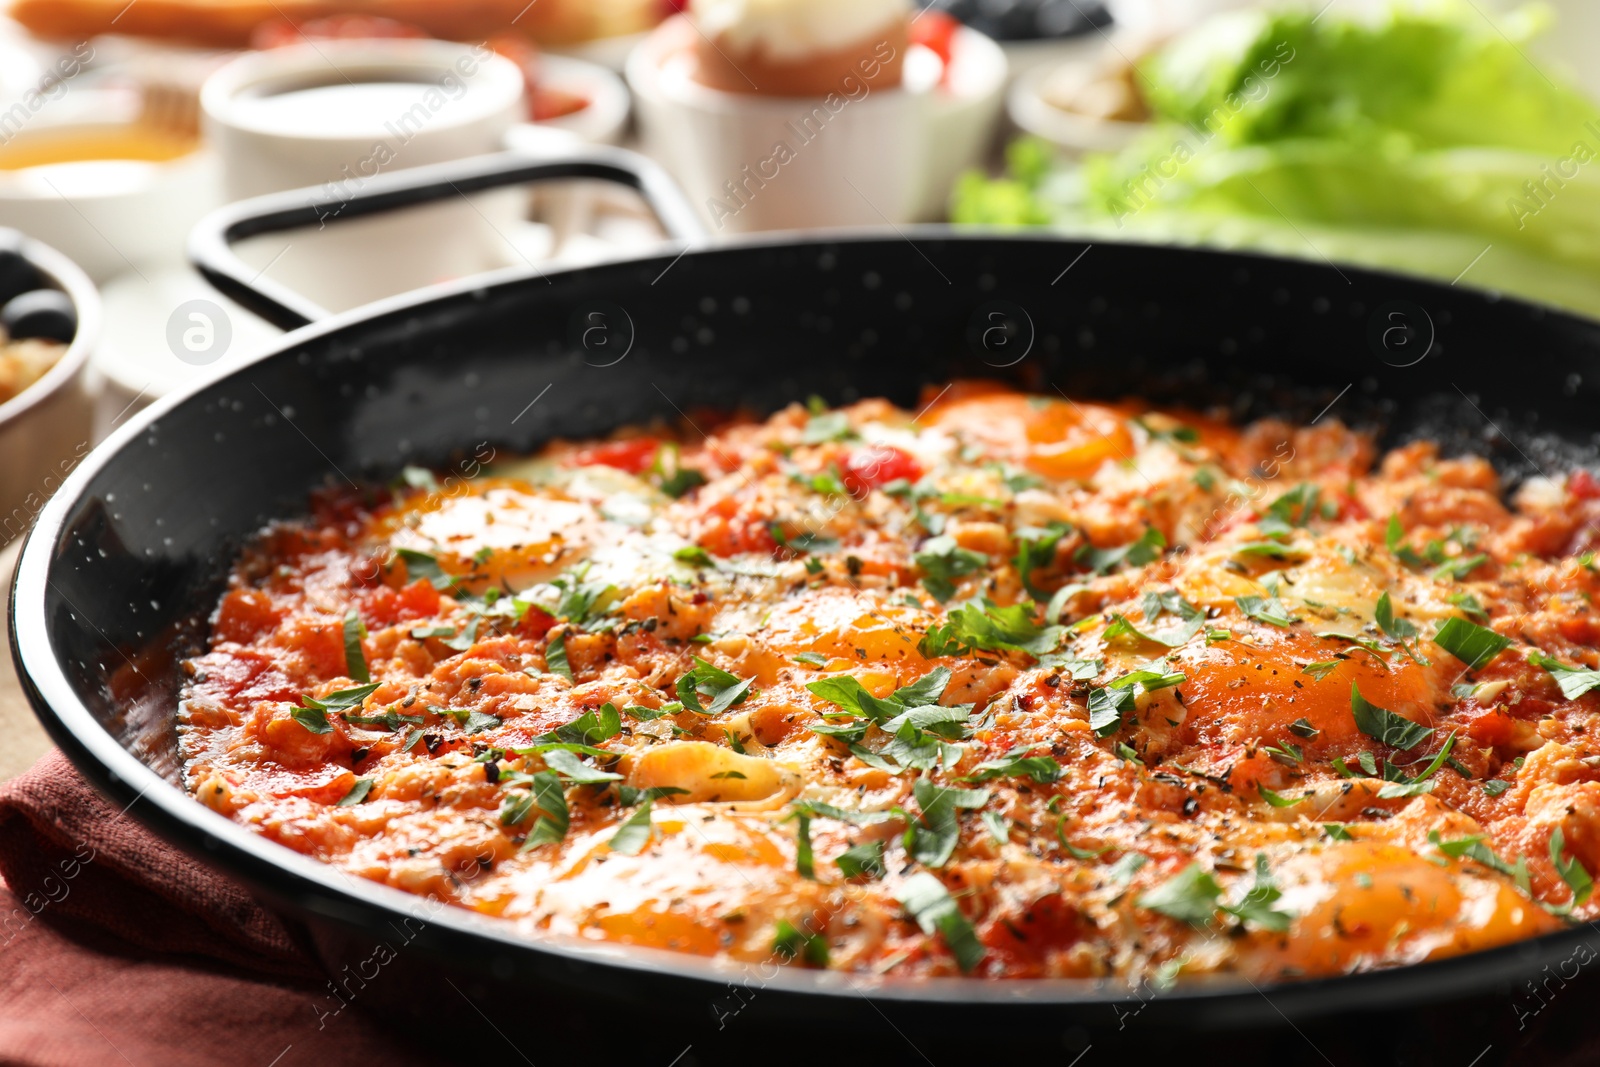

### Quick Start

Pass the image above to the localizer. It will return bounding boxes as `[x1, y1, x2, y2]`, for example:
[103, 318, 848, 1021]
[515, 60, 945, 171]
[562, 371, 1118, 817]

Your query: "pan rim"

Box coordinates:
[12, 232, 1600, 1021]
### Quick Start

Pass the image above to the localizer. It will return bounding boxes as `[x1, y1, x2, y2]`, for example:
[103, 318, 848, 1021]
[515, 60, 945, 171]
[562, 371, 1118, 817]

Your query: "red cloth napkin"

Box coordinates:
[0, 750, 434, 1067]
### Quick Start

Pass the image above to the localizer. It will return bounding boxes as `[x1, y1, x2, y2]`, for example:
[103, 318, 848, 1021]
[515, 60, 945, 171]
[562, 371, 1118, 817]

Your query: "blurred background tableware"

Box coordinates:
[918, 0, 1111, 76]
[1007, 45, 1150, 156]
[0, 229, 97, 550]
[0, 78, 218, 283]
[200, 38, 528, 315]
[956, 0, 1600, 323]
[6, 0, 669, 50]
[628, 12, 1006, 234]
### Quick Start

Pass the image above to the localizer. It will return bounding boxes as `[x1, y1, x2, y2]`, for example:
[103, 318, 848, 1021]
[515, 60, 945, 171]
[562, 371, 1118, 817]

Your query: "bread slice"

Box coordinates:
[9, 0, 664, 47]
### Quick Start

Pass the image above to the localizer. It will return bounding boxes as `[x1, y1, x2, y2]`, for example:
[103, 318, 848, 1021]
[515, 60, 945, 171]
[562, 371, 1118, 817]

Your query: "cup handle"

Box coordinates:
[188, 145, 707, 332]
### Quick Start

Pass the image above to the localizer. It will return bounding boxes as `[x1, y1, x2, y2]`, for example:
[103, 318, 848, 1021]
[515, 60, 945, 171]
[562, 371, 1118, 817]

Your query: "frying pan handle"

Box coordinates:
[188, 146, 708, 331]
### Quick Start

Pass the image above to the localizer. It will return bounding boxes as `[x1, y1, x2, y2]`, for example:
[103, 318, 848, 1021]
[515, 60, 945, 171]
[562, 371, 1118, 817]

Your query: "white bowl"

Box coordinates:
[0, 88, 220, 282]
[0, 233, 98, 543]
[628, 16, 1007, 232]
[1007, 58, 1150, 156]
[528, 53, 632, 145]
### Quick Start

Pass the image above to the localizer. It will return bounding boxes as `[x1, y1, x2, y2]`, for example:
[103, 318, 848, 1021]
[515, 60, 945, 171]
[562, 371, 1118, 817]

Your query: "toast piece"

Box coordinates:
[8, 0, 665, 46]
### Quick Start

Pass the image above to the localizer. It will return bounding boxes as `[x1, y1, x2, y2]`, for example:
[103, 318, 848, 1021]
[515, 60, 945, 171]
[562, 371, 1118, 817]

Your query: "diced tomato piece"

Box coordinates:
[279, 617, 351, 681]
[213, 589, 282, 645]
[695, 496, 778, 558]
[910, 10, 960, 70]
[354, 578, 442, 629]
[568, 438, 660, 475]
[1332, 492, 1369, 521]
[842, 445, 922, 496]
[978, 893, 1083, 974]
[1571, 469, 1600, 500]
[518, 604, 557, 641]
[188, 649, 299, 705]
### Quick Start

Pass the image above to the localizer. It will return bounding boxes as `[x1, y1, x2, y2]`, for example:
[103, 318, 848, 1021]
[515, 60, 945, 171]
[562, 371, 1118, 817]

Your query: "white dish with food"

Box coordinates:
[628, 11, 1006, 232]
[0, 231, 97, 538]
[0, 87, 218, 282]
[1008, 55, 1151, 155]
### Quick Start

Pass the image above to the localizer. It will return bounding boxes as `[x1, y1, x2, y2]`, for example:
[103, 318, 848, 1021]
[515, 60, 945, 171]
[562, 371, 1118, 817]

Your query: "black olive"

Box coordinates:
[2, 289, 76, 343]
[0, 242, 42, 305]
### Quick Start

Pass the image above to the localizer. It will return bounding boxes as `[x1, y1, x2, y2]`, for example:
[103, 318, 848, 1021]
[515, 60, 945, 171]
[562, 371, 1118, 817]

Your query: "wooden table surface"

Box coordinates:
[0, 540, 53, 783]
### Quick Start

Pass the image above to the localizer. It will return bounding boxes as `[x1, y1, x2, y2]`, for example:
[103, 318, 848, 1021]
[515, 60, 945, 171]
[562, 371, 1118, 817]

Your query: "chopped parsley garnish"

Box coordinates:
[342, 610, 369, 683]
[1375, 731, 1457, 797]
[1259, 483, 1320, 535]
[806, 468, 848, 497]
[1528, 652, 1600, 700]
[962, 745, 1065, 784]
[1448, 591, 1490, 623]
[1262, 742, 1302, 767]
[1226, 855, 1293, 932]
[772, 920, 829, 966]
[291, 707, 333, 734]
[1288, 717, 1320, 738]
[1350, 682, 1432, 751]
[674, 545, 716, 567]
[1136, 864, 1221, 926]
[806, 668, 971, 773]
[793, 652, 828, 667]
[527, 703, 623, 749]
[835, 840, 887, 879]
[1087, 669, 1186, 738]
[400, 466, 439, 493]
[442, 709, 502, 735]
[1137, 855, 1290, 932]
[1549, 828, 1595, 915]
[896, 872, 985, 973]
[1257, 784, 1305, 807]
[1301, 661, 1340, 682]
[411, 625, 456, 640]
[293, 682, 382, 734]
[1055, 813, 1110, 859]
[542, 748, 622, 784]
[1107, 851, 1149, 884]
[545, 633, 573, 681]
[1013, 522, 1071, 600]
[516, 771, 570, 848]
[1231, 541, 1310, 561]
[913, 535, 989, 602]
[659, 467, 707, 498]
[1483, 779, 1512, 797]
[801, 410, 854, 445]
[678, 657, 755, 715]
[1075, 527, 1166, 575]
[1388, 516, 1487, 581]
[1432, 617, 1511, 670]
[1235, 594, 1300, 628]
[1374, 592, 1428, 664]
[543, 567, 619, 629]
[336, 778, 374, 806]
[917, 600, 1062, 658]
[905, 779, 990, 868]
[1429, 830, 1530, 893]
[395, 547, 455, 590]
[979, 810, 1010, 846]
[1106, 590, 1205, 647]
[607, 800, 655, 855]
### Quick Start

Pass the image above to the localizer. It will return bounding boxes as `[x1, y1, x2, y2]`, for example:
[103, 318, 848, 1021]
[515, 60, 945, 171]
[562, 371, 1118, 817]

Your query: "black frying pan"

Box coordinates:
[13, 146, 1600, 1066]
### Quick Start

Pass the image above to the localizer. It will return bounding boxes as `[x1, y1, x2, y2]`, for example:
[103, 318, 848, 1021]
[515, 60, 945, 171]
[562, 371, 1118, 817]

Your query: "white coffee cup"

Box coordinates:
[201, 40, 528, 315]
[628, 16, 1007, 234]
